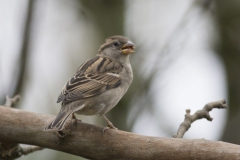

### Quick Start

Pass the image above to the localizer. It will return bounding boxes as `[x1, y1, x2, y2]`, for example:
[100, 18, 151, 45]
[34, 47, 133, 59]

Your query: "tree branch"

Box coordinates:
[0, 102, 239, 160]
[0, 95, 44, 160]
[173, 99, 227, 138]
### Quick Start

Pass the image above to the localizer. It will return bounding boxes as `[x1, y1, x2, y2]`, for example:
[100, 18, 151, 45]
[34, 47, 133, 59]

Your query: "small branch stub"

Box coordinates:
[173, 99, 227, 138]
[0, 143, 43, 160]
[4, 95, 21, 108]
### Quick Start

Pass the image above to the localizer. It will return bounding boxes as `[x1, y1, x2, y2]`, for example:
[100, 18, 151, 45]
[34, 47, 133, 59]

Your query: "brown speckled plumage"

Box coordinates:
[45, 35, 135, 131]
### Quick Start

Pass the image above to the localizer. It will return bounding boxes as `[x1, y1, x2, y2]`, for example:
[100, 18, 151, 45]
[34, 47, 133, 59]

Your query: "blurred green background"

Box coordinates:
[1, 0, 240, 159]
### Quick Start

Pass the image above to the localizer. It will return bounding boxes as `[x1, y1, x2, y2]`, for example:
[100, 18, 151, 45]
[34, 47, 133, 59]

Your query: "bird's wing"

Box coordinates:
[57, 56, 123, 104]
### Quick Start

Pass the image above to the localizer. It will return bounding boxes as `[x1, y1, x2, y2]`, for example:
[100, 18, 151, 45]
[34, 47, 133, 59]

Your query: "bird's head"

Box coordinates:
[98, 35, 135, 62]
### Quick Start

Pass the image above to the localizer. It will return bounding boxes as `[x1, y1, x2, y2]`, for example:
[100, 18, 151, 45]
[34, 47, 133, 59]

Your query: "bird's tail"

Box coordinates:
[44, 107, 74, 131]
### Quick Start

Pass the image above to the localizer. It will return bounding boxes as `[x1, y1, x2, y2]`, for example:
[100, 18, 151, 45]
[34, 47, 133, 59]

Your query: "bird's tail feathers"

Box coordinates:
[44, 109, 74, 131]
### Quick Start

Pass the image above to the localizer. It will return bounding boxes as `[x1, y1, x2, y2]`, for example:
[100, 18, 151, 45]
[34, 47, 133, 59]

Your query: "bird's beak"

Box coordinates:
[121, 41, 135, 55]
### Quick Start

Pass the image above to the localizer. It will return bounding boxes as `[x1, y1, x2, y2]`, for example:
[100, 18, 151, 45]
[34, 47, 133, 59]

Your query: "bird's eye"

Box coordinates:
[113, 42, 120, 46]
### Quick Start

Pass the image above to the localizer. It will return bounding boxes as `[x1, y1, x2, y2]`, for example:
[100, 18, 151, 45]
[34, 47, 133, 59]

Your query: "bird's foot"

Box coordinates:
[102, 115, 118, 133]
[56, 128, 71, 138]
[107, 123, 118, 130]
[57, 131, 66, 138]
[71, 118, 82, 126]
[102, 124, 118, 133]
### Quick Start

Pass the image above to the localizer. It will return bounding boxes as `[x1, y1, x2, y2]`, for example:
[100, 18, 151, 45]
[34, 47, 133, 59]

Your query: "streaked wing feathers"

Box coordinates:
[57, 56, 123, 104]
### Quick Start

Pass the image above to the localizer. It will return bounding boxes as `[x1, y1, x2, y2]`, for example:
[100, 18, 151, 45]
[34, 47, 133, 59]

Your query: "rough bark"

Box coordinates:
[0, 106, 239, 160]
[0, 95, 44, 160]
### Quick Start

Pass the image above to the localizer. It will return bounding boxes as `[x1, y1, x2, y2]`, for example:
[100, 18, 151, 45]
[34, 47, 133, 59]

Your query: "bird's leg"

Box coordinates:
[71, 113, 81, 127]
[72, 113, 77, 119]
[102, 115, 118, 132]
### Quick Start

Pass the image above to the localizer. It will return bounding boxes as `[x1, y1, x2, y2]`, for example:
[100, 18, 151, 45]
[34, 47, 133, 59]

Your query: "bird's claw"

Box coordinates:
[102, 125, 118, 134]
[57, 131, 66, 138]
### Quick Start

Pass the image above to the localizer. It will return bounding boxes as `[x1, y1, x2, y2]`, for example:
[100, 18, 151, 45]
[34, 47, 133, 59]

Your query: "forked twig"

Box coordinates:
[173, 99, 227, 138]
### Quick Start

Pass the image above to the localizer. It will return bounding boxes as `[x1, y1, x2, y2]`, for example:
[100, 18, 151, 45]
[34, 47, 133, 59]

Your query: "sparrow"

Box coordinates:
[45, 35, 135, 131]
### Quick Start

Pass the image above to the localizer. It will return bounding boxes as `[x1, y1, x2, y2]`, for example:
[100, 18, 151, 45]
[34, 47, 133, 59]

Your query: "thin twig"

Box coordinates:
[173, 99, 227, 138]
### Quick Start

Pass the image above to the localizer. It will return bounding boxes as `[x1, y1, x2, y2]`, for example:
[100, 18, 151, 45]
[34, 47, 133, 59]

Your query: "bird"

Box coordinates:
[44, 35, 135, 131]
